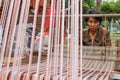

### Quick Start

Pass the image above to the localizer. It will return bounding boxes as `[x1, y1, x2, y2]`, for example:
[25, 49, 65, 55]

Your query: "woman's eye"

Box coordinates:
[88, 21, 93, 23]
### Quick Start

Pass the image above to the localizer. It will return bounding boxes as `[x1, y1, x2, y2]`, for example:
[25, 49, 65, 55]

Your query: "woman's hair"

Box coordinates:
[85, 9, 102, 23]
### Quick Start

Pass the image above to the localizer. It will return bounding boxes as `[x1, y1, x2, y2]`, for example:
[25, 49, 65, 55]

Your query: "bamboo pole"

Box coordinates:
[12, 0, 31, 79]
[0, 0, 12, 71]
[8, 0, 21, 80]
[26, 0, 40, 79]
[29, 13, 120, 17]
[80, 0, 83, 80]
[53, 0, 61, 79]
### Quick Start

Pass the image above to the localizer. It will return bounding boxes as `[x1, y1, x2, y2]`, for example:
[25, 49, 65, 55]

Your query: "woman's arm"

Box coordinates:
[105, 31, 111, 46]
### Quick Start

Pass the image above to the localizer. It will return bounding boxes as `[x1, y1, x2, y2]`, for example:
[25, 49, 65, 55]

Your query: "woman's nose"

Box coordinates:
[91, 22, 95, 26]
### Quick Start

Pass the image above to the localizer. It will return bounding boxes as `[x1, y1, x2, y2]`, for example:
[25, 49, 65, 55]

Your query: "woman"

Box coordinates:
[83, 9, 111, 46]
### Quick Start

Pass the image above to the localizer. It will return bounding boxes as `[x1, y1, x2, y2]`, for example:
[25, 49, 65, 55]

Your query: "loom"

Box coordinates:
[0, 0, 120, 80]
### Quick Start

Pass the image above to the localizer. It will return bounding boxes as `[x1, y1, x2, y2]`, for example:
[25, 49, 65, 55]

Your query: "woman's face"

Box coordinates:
[87, 17, 100, 32]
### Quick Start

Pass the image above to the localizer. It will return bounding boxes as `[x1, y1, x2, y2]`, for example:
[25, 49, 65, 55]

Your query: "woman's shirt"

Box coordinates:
[83, 28, 111, 46]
